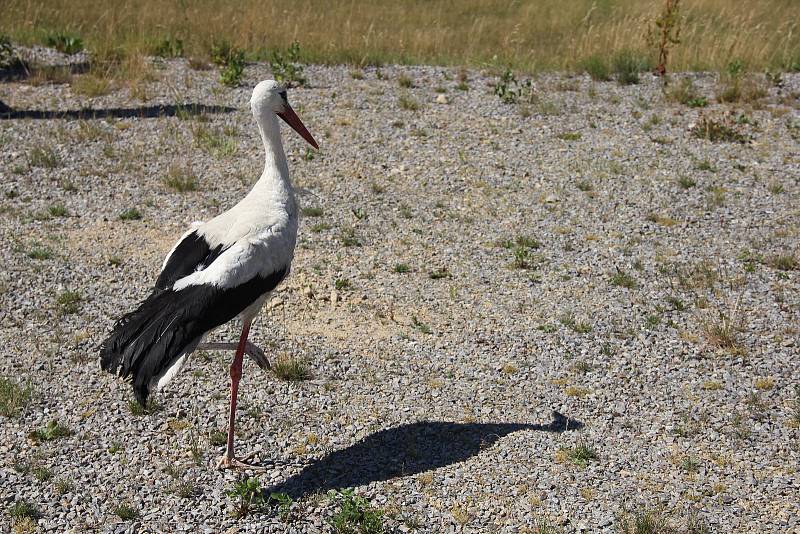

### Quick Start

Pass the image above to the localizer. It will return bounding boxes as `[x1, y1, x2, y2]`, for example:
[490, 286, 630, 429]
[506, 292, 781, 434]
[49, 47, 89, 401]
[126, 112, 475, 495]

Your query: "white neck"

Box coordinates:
[255, 112, 291, 191]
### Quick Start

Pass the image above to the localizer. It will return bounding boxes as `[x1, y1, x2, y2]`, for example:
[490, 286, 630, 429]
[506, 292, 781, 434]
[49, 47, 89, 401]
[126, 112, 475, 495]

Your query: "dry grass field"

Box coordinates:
[2, 0, 800, 72]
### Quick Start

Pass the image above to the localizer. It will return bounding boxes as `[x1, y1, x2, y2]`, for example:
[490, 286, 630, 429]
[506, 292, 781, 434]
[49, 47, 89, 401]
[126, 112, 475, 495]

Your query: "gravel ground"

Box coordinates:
[1, 48, 799, 533]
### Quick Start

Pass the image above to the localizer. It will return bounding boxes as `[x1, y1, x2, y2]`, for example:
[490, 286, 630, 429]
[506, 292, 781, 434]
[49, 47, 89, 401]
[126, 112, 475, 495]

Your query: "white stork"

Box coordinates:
[101, 80, 318, 469]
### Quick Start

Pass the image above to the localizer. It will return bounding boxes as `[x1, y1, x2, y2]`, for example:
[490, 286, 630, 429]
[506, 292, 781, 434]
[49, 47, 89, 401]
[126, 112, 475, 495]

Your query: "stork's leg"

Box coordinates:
[216, 320, 264, 470]
[197, 341, 271, 370]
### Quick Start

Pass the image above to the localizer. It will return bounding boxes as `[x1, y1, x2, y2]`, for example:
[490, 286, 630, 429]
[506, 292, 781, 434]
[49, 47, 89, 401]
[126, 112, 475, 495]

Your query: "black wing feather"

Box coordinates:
[101, 268, 288, 405]
[154, 230, 227, 291]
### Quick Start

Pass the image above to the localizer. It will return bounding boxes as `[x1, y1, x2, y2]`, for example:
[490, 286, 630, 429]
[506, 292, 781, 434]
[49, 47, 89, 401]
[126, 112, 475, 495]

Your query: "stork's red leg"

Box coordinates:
[216, 320, 258, 469]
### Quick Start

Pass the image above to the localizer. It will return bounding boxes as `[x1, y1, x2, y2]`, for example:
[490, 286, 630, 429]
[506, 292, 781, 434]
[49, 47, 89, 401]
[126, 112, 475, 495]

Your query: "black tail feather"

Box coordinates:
[100, 288, 207, 405]
[100, 269, 288, 405]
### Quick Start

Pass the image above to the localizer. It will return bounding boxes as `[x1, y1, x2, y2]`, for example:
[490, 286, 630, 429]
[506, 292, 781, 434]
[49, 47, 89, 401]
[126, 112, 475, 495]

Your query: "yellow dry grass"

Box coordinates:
[2, 0, 799, 71]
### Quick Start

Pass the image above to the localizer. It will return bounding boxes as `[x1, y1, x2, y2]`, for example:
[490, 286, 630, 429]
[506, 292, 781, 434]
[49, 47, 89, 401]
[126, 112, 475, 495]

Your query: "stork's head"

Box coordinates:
[250, 80, 318, 149]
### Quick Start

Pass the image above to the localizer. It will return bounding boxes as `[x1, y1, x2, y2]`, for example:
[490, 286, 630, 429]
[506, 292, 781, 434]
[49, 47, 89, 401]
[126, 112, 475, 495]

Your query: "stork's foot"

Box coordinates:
[215, 452, 265, 471]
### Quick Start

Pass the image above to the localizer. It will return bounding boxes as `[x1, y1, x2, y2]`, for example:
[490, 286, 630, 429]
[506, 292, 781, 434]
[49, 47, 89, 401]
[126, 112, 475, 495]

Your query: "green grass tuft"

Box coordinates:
[0, 377, 32, 418]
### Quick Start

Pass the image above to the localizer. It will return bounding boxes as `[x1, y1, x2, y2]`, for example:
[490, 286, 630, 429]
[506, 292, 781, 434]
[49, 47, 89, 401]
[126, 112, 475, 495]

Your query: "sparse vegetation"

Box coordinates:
[128, 397, 162, 415]
[693, 115, 748, 143]
[611, 270, 637, 289]
[716, 60, 767, 103]
[499, 235, 541, 270]
[28, 244, 54, 260]
[557, 132, 581, 141]
[302, 207, 324, 217]
[562, 440, 599, 467]
[339, 226, 361, 247]
[193, 124, 238, 157]
[615, 506, 672, 534]
[429, 267, 451, 280]
[612, 50, 651, 85]
[8, 500, 40, 521]
[48, 204, 69, 217]
[152, 36, 183, 58]
[398, 93, 421, 111]
[113, 503, 139, 521]
[412, 315, 432, 334]
[72, 73, 113, 97]
[0, 377, 32, 417]
[164, 164, 199, 192]
[119, 207, 142, 220]
[703, 311, 744, 355]
[398, 74, 414, 88]
[272, 354, 312, 381]
[665, 78, 707, 107]
[28, 146, 60, 168]
[54, 478, 74, 495]
[56, 290, 82, 315]
[29, 420, 72, 442]
[768, 254, 798, 271]
[580, 55, 611, 81]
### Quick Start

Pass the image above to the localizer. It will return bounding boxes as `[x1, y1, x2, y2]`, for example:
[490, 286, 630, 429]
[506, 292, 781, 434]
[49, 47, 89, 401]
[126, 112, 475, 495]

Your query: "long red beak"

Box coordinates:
[277, 104, 319, 149]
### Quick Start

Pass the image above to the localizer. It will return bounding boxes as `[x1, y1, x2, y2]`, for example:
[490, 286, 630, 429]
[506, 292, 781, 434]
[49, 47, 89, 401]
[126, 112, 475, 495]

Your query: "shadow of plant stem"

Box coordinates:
[266, 411, 582, 500]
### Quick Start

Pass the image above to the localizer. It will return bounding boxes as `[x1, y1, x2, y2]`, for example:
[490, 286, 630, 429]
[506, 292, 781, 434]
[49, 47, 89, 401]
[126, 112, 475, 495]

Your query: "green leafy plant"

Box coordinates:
[210, 40, 246, 86]
[45, 32, 84, 54]
[220, 49, 245, 87]
[269, 492, 294, 522]
[227, 477, 265, 518]
[329, 489, 384, 534]
[270, 41, 306, 87]
[494, 69, 533, 104]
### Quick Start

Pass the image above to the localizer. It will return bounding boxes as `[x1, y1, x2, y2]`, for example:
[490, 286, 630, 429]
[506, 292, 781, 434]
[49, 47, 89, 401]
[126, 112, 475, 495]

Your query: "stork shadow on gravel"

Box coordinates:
[266, 411, 582, 500]
[0, 102, 236, 120]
